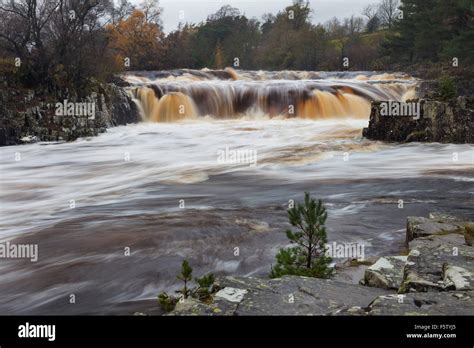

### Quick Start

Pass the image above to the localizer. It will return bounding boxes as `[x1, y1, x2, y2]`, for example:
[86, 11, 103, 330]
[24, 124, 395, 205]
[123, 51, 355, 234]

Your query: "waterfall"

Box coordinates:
[125, 69, 418, 122]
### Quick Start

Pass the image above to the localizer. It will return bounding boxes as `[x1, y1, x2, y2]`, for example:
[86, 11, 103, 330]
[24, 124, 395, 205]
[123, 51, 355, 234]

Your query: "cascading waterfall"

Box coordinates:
[126, 68, 418, 122]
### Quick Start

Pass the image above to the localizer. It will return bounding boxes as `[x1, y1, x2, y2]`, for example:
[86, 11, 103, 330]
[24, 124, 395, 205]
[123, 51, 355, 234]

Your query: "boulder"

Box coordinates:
[363, 256, 407, 290]
[400, 234, 474, 293]
[406, 215, 473, 245]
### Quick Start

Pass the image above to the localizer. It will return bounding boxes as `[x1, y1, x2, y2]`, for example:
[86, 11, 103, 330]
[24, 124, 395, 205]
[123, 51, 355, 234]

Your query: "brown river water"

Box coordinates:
[0, 69, 472, 314]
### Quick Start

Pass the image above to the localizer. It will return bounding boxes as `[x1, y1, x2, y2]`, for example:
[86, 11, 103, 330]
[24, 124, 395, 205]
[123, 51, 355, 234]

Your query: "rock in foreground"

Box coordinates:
[166, 213, 473, 316]
[367, 291, 474, 315]
[363, 256, 407, 290]
[168, 276, 390, 316]
[400, 234, 474, 293]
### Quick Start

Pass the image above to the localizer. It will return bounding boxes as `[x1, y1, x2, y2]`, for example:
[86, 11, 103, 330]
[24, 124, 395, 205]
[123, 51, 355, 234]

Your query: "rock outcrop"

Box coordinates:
[363, 256, 407, 290]
[167, 213, 473, 316]
[406, 213, 473, 244]
[168, 276, 390, 316]
[362, 96, 473, 143]
[0, 83, 140, 146]
[366, 291, 474, 315]
[400, 233, 473, 293]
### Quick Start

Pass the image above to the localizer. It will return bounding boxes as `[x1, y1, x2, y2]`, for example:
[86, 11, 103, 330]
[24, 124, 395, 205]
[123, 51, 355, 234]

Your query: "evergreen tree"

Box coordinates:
[176, 260, 193, 299]
[194, 273, 215, 300]
[271, 192, 333, 278]
[383, 0, 473, 65]
[157, 260, 215, 312]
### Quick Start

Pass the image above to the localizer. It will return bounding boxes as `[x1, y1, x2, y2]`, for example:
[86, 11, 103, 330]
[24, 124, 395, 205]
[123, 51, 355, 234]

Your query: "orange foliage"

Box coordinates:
[107, 10, 163, 70]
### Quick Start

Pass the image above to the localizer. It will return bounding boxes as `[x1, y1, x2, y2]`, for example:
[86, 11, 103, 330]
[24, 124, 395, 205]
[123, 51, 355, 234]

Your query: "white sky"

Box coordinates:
[129, 0, 375, 33]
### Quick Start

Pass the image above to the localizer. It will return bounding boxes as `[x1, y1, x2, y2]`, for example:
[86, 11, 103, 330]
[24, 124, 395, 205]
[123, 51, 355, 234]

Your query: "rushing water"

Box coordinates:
[0, 70, 473, 314]
[126, 68, 418, 121]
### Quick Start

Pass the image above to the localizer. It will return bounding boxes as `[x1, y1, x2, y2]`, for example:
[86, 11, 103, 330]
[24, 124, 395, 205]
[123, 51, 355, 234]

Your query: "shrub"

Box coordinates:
[157, 260, 215, 312]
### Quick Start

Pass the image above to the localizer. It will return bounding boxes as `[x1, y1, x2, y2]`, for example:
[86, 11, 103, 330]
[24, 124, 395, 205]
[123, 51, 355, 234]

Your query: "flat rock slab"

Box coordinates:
[167, 276, 391, 316]
[213, 276, 390, 315]
[400, 234, 474, 293]
[166, 297, 238, 316]
[406, 216, 473, 244]
[364, 256, 407, 290]
[366, 291, 474, 315]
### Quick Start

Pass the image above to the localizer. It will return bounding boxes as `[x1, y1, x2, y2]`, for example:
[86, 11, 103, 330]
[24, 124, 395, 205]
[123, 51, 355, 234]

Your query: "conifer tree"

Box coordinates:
[176, 260, 193, 299]
[271, 192, 332, 278]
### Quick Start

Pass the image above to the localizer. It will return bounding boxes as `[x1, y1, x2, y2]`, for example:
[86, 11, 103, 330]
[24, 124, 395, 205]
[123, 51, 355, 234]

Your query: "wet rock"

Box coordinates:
[331, 306, 367, 316]
[169, 276, 390, 316]
[428, 212, 459, 221]
[0, 83, 139, 146]
[443, 264, 473, 291]
[362, 96, 473, 143]
[166, 297, 238, 316]
[366, 291, 474, 315]
[215, 287, 248, 303]
[406, 215, 471, 244]
[364, 256, 407, 290]
[400, 234, 474, 293]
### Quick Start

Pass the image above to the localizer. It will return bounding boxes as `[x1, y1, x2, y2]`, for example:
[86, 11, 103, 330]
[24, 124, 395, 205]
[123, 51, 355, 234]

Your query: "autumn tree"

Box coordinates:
[107, 9, 164, 70]
[0, 0, 121, 90]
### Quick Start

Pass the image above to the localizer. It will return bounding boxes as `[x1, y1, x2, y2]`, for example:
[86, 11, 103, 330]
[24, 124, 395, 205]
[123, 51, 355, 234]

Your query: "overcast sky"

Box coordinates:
[129, 0, 375, 33]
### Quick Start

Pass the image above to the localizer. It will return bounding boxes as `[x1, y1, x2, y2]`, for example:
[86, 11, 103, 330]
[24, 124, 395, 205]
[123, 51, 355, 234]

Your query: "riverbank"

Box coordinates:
[363, 96, 473, 143]
[166, 213, 474, 315]
[0, 80, 139, 146]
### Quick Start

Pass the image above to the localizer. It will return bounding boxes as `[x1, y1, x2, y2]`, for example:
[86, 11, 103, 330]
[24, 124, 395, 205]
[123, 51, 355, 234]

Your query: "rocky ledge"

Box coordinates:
[0, 83, 140, 146]
[168, 212, 473, 315]
[362, 96, 473, 143]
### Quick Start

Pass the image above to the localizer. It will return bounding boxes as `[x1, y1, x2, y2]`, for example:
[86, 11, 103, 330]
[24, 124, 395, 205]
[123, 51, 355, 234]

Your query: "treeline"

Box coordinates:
[384, 0, 473, 67]
[0, 0, 164, 92]
[0, 0, 472, 92]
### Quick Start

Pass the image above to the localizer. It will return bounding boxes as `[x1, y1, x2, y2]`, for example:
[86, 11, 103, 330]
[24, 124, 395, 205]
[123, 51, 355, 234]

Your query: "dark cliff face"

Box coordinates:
[363, 97, 473, 144]
[0, 83, 140, 146]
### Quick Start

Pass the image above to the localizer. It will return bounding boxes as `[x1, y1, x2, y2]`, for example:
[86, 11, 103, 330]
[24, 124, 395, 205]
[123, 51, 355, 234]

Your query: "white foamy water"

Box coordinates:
[1, 118, 472, 240]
